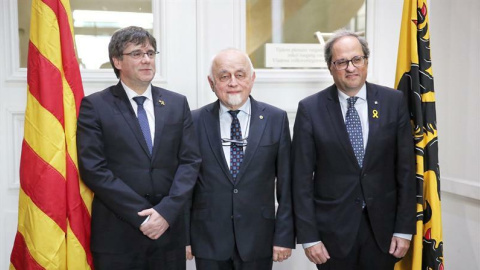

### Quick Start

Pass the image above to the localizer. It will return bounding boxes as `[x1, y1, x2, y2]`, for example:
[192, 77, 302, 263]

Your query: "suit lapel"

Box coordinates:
[204, 101, 233, 182]
[325, 86, 361, 167]
[111, 83, 151, 157]
[235, 97, 267, 183]
[151, 87, 166, 160]
[363, 82, 380, 170]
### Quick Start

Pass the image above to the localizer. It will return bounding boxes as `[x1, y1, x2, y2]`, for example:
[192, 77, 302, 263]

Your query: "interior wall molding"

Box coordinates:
[195, 0, 207, 107]
[6, 109, 24, 190]
[441, 176, 480, 201]
[151, 0, 167, 84]
[253, 69, 333, 84]
[196, 0, 245, 107]
[3, 0, 25, 83]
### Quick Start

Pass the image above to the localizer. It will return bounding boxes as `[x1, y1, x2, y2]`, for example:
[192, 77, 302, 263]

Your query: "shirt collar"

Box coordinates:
[122, 81, 153, 101]
[219, 97, 251, 116]
[337, 84, 367, 102]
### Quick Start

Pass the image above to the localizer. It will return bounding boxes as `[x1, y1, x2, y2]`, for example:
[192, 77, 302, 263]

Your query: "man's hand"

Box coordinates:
[389, 236, 410, 258]
[272, 246, 292, 262]
[304, 242, 330, 265]
[186, 245, 194, 260]
[138, 208, 169, 240]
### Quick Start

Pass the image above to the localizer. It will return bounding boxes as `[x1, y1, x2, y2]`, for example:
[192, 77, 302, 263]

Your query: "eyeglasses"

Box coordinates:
[218, 72, 248, 83]
[122, 50, 159, 59]
[221, 137, 248, 147]
[332, 55, 367, 70]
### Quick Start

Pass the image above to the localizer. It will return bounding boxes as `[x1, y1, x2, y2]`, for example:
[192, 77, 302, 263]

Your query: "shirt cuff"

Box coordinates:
[302, 241, 321, 249]
[141, 215, 150, 225]
[393, 233, 412, 240]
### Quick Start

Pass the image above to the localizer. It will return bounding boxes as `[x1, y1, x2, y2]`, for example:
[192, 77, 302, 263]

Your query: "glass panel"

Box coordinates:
[18, 0, 153, 70]
[247, 0, 366, 69]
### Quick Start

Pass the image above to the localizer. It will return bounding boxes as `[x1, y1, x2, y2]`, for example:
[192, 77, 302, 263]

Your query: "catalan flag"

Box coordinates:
[9, 0, 94, 269]
[394, 0, 444, 269]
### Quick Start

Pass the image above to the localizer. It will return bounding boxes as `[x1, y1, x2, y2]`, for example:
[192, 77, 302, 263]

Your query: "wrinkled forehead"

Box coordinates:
[212, 51, 251, 75]
[331, 36, 363, 59]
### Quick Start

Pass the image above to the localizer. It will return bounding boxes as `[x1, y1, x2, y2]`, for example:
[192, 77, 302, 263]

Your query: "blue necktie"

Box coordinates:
[346, 97, 364, 167]
[133, 96, 152, 154]
[228, 110, 244, 180]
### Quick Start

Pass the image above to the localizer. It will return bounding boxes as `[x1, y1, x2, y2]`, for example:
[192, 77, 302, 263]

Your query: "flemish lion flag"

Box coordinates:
[394, 0, 444, 270]
[10, 0, 94, 269]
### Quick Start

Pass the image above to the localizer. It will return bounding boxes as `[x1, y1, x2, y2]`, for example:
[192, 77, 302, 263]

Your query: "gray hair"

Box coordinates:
[324, 29, 370, 69]
[208, 48, 255, 81]
[108, 26, 157, 78]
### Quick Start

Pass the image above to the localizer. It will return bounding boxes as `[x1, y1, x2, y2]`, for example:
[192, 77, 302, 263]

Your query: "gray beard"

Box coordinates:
[227, 94, 243, 107]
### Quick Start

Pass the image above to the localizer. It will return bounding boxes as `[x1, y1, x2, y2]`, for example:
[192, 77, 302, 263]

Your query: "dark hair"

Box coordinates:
[108, 26, 157, 78]
[324, 29, 369, 69]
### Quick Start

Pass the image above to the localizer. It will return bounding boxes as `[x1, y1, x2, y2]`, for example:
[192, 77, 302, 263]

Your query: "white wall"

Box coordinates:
[430, 0, 480, 268]
[0, 0, 479, 269]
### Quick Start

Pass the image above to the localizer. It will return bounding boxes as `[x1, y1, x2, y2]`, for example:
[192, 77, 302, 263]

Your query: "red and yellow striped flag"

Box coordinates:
[395, 0, 444, 270]
[10, 0, 94, 269]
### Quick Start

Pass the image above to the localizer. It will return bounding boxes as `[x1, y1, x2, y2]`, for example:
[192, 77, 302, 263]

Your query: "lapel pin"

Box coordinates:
[372, 109, 379, 118]
[374, 101, 378, 104]
[259, 115, 264, 120]
[158, 99, 165, 106]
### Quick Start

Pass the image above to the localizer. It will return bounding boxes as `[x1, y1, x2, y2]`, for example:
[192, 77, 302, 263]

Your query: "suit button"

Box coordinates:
[233, 189, 238, 194]
[144, 194, 151, 199]
[231, 215, 234, 219]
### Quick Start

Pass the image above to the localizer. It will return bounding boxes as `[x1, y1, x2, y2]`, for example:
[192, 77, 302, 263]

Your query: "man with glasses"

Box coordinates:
[77, 26, 201, 269]
[292, 29, 416, 269]
[186, 48, 294, 270]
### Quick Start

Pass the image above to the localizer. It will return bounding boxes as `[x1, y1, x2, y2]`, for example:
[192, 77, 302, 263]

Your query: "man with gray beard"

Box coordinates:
[185, 48, 295, 270]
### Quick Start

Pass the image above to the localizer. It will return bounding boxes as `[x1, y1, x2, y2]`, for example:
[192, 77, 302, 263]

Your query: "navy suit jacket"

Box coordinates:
[188, 97, 295, 261]
[292, 82, 416, 257]
[77, 82, 201, 253]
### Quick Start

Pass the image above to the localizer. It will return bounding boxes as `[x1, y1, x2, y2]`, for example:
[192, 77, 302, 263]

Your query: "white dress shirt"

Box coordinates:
[338, 84, 369, 150]
[219, 98, 251, 168]
[122, 81, 155, 145]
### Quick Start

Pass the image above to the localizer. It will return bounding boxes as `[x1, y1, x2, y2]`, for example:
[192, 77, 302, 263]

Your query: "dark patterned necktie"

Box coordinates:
[133, 96, 152, 154]
[346, 97, 364, 167]
[228, 110, 243, 179]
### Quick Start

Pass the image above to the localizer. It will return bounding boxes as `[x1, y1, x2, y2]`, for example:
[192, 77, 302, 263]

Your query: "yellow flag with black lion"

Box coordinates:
[395, 0, 444, 270]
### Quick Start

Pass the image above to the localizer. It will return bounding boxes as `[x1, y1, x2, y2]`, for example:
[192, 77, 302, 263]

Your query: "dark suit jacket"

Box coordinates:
[77, 82, 201, 253]
[292, 82, 416, 258]
[188, 97, 295, 261]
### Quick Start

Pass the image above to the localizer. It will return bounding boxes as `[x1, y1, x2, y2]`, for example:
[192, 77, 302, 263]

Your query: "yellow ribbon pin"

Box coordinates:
[372, 109, 379, 118]
[159, 100, 165, 106]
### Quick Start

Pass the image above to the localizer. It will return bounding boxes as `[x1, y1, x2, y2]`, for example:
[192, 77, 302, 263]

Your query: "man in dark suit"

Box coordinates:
[292, 30, 416, 269]
[77, 26, 201, 270]
[185, 48, 295, 270]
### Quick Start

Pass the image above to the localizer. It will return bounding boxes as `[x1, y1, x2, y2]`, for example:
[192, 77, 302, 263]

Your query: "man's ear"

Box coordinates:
[112, 57, 122, 70]
[208, 76, 215, 91]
